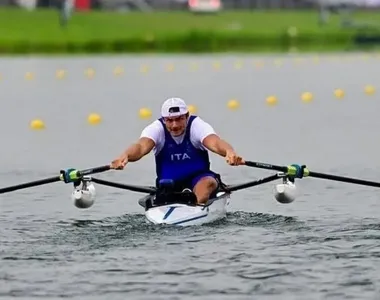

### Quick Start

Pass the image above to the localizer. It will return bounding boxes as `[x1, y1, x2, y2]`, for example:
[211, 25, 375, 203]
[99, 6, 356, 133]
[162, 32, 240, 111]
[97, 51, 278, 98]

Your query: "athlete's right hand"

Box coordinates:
[110, 155, 128, 170]
[225, 150, 244, 166]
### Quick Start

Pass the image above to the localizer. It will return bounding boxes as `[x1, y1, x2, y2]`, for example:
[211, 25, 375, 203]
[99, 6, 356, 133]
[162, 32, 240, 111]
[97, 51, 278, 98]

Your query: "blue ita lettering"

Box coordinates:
[171, 153, 191, 161]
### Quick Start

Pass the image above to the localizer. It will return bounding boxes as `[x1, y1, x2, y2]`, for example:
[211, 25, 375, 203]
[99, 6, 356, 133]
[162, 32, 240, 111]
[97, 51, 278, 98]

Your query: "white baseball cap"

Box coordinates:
[161, 97, 188, 118]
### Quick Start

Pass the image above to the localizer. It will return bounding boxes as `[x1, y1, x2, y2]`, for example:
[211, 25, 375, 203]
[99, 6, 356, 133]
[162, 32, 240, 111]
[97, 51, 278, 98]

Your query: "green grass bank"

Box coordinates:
[1, 8, 380, 54]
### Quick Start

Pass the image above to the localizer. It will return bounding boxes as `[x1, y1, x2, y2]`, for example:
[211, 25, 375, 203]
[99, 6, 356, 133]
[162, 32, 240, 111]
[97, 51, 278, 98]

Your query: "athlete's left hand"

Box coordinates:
[225, 150, 244, 166]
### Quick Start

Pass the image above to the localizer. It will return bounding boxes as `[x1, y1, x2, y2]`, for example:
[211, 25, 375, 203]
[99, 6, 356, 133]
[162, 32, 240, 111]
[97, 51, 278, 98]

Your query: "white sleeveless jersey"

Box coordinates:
[140, 116, 217, 155]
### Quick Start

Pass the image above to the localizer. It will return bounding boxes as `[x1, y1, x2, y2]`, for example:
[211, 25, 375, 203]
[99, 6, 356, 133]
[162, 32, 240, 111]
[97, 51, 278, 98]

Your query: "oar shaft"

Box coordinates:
[308, 171, 380, 188]
[0, 176, 60, 194]
[91, 177, 156, 194]
[0, 165, 111, 195]
[244, 160, 380, 189]
[227, 174, 280, 192]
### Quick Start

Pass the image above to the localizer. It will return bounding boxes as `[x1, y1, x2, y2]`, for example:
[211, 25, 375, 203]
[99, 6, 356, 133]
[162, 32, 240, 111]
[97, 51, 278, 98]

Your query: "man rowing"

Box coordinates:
[110, 97, 244, 204]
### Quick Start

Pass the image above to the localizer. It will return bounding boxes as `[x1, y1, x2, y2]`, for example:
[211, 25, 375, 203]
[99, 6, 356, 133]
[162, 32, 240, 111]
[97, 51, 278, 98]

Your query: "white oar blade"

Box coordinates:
[274, 180, 297, 204]
[71, 179, 96, 209]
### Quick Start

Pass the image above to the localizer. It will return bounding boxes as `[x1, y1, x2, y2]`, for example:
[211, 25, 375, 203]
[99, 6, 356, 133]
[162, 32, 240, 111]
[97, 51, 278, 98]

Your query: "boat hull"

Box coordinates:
[144, 192, 230, 226]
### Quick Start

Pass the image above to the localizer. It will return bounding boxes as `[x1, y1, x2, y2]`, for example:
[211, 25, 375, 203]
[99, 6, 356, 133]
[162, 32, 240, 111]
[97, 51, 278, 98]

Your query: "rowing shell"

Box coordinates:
[70, 174, 297, 226]
[139, 191, 230, 226]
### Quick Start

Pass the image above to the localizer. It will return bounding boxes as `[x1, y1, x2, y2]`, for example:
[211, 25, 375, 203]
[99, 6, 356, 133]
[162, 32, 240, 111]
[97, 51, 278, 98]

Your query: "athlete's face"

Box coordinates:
[163, 114, 188, 136]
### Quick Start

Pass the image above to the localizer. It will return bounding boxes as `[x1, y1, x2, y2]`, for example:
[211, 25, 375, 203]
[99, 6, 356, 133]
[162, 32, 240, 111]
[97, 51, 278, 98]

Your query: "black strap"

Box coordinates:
[214, 173, 230, 193]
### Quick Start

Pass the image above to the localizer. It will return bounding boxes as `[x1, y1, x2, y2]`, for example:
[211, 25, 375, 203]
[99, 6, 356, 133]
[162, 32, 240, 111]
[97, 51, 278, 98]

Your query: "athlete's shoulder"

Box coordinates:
[189, 115, 217, 149]
[140, 119, 165, 143]
[190, 115, 215, 131]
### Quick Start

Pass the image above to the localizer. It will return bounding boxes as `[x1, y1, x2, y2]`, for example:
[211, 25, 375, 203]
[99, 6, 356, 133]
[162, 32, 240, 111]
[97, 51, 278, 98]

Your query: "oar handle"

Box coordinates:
[77, 165, 111, 177]
[244, 161, 288, 173]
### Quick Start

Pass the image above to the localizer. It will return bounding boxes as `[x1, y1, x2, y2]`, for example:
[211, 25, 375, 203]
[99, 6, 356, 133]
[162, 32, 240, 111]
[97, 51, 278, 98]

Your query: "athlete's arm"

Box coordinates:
[190, 117, 235, 157]
[203, 135, 235, 157]
[203, 132, 243, 165]
[121, 137, 155, 162]
[118, 120, 162, 163]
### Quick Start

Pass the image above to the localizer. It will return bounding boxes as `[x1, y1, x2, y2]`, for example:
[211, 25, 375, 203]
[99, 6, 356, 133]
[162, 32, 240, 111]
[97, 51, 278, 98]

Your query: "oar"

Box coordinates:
[226, 173, 281, 192]
[0, 165, 111, 194]
[91, 177, 156, 194]
[200, 174, 282, 207]
[244, 160, 380, 188]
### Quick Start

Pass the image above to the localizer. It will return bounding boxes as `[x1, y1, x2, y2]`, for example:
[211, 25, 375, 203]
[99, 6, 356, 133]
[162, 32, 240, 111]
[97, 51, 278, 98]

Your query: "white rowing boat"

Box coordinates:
[140, 191, 230, 226]
[2, 160, 378, 226]
[71, 177, 233, 226]
[70, 174, 296, 226]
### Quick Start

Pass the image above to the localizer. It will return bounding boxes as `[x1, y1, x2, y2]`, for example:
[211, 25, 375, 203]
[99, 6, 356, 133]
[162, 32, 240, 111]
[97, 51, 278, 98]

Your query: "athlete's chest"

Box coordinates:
[165, 138, 194, 152]
[162, 137, 198, 161]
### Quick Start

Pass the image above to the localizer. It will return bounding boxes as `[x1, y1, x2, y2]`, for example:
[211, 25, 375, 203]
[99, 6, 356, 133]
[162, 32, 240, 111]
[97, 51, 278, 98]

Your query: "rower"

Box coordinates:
[110, 97, 244, 204]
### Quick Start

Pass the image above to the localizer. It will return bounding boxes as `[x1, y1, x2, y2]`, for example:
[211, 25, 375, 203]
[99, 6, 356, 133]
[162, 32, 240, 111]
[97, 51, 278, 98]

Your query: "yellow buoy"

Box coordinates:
[56, 69, 66, 79]
[30, 119, 45, 130]
[364, 85, 375, 96]
[87, 113, 102, 125]
[334, 89, 345, 99]
[113, 66, 124, 76]
[301, 92, 313, 103]
[140, 65, 150, 74]
[25, 72, 34, 80]
[139, 108, 152, 119]
[227, 99, 240, 110]
[85, 68, 95, 79]
[266, 95, 278, 106]
[187, 105, 197, 114]
[165, 64, 175, 72]
[212, 62, 221, 70]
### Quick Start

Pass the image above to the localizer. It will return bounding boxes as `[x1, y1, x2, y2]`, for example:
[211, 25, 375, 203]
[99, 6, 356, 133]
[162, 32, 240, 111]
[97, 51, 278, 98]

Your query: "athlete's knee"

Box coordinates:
[194, 177, 218, 193]
[193, 177, 217, 204]
[206, 177, 218, 191]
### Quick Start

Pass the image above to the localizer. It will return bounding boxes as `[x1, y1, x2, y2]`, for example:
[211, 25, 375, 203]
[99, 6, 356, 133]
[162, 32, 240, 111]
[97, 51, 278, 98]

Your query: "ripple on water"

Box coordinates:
[2, 211, 380, 299]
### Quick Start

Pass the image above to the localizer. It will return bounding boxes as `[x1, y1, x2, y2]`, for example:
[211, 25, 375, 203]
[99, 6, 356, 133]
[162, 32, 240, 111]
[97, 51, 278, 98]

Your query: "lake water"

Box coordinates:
[1, 53, 380, 299]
